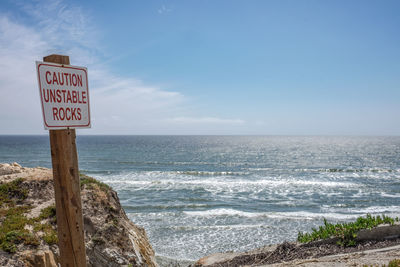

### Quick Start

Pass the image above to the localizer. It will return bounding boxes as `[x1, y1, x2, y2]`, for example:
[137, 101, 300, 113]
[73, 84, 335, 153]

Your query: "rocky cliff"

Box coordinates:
[0, 163, 158, 267]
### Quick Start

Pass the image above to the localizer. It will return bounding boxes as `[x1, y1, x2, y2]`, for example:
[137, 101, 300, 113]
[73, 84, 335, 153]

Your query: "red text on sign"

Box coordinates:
[42, 89, 87, 104]
[52, 107, 82, 121]
[45, 71, 83, 87]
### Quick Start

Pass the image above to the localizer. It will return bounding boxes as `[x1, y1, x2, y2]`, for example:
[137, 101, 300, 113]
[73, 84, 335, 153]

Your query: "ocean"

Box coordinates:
[1, 135, 400, 261]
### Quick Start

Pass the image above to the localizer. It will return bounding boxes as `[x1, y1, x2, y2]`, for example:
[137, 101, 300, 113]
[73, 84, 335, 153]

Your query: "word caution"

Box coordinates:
[36, 62, 91, 129]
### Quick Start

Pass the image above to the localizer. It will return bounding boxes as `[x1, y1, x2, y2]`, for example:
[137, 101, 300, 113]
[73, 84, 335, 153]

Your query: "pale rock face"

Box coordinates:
[0, 163, 23, 176]
[21, 250, 57, 267]
[0, 163, 158, 267]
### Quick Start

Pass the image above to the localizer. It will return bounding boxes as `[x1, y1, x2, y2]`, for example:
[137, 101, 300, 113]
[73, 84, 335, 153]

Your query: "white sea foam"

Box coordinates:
[346, 205, 400, 214]
[266, 211, 359, 220]
[182, 208, 363, 220]
[168, 224, 270, 231]
[319, 205, 400, 218]
[184, 208, 264, 218]
[101, 174, 356, 188]
[381, 192, 400, 198]
[181, 207, 400, 221]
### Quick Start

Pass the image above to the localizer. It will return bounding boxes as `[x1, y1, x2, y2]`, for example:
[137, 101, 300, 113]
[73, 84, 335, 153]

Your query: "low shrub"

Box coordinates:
[298, 214, 399, 247]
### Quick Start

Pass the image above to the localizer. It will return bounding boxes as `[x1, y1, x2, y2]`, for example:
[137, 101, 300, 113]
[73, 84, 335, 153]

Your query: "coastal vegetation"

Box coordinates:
[0, 174, 113, 254]
[80, 173, 110, 191]
[0, 178, 58, 253]
[383, 259, 400, 267]
[0, 173, 129, 254]
[298, 215, 399, 247]
[363, 259, 400, 267]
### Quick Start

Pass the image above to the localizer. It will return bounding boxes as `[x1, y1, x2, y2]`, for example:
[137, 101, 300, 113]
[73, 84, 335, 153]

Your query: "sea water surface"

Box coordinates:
[1, 135, 400, 260]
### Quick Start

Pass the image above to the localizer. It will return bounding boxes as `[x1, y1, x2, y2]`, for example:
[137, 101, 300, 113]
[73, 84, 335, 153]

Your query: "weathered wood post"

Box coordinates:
[38, 54, 89, 267]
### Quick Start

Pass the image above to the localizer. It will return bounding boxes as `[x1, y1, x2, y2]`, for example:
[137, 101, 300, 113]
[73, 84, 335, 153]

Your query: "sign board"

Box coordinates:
[36, 61, 91, 129]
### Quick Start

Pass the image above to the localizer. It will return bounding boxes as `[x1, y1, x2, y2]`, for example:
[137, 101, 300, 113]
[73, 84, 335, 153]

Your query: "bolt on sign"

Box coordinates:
[36, 61, 91, 129]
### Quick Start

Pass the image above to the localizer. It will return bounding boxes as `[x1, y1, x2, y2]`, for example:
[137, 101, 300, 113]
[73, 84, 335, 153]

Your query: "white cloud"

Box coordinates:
[0, 16, 48, 131]
[158, 5, 172, 14]
[0, 1, 184, 134]
[89, 68, 186, 133]
[0, 0, 242, 134]
[16, 0, 99, 61]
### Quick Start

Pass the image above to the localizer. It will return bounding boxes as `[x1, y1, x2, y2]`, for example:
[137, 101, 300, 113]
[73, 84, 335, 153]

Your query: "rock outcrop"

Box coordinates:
[0, 163, 158, 267]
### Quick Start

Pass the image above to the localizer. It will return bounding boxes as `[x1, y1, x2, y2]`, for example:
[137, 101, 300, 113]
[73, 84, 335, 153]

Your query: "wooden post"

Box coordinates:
[44, 55, 87, 267]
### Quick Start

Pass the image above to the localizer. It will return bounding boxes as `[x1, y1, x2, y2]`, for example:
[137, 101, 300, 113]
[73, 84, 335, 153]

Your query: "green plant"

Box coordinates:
[298, 214, 399, 247]
[0, 205, 40, 253]
[39, 205, 56, 219]
[0, 179, 58, 253]
[363, 258, 400, 267]
[388, 259, 400, 267]
[1, 241, 16, 253]
[80, 173, 110, 191]
[0, 229, 39, 252]
[38, 205, 57, 224]
[42, 229, 58, 245]
[112, 217, 119, 227]
[0, 178, 28, 205]
[91, 234, 105, 245]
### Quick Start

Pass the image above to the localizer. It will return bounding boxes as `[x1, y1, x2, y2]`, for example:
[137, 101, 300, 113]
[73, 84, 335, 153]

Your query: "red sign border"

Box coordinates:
[37, 62, 91, 129]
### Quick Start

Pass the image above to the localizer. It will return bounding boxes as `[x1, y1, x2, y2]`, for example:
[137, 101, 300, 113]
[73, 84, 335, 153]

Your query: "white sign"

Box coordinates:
[36, 61, 91, 129]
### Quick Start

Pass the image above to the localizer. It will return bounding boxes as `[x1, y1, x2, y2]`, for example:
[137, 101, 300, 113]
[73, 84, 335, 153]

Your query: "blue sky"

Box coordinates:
[0, 0, 399, 135]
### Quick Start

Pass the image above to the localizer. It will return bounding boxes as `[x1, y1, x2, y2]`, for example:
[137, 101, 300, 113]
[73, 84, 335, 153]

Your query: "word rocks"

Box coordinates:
[36, 61, 91, 129]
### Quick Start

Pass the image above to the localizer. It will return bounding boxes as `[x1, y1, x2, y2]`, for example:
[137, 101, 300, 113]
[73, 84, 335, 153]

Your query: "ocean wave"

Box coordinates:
[116, 160, 233, 167]
[167, 224, 271, 231]
[100, 170, 247, 179]
[324, 168, 398, 173]
[245, 167, 400, 174]
[184, 208, 264, 218]
[102, 177, 356, 188]
[175, 171, 244, 176]
[80, 170, 113, 175]
[381, 193, 400, 198]
[346, 205, 400, 214]
[122, 203, 210, 211]
[182, 207, 400, 220]
[182, 208, 354, 220]
[321, 205, 400, 216]
[266, 211, 359, 220]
